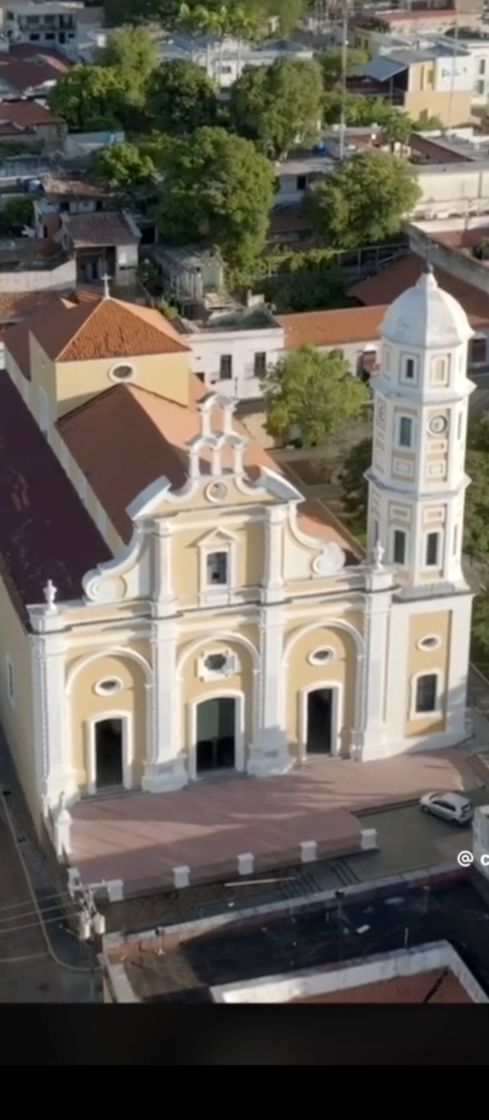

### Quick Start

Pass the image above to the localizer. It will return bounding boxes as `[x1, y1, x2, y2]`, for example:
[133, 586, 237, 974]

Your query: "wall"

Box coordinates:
[413, 162, 489, 217]
[0, 257, 76, 293]
[284, 617, 362, 760]
[0, 576, 38, 826]
[405, 89, 473, 127]
[410, 221, 489, 294]
[52, 350, 191, 418]
[188, 326, 283, 401]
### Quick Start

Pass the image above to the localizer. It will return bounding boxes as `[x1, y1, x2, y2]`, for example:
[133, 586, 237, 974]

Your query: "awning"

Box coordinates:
[361, 55, 408, 83]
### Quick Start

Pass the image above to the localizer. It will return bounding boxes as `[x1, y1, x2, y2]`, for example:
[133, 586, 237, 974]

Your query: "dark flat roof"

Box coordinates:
[0, 376, 110, 621]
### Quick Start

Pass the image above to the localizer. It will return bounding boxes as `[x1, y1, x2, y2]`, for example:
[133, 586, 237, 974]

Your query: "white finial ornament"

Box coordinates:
[43, 579, 58, 611]
[102, 272, 111, 299]
[372, 540, 385, 571]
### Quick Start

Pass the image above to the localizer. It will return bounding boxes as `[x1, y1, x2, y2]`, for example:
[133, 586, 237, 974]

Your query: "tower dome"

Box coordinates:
[380, 265, 473, 348]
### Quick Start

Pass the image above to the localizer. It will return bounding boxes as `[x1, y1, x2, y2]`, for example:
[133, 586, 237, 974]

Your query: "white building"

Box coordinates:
[178, 306, 284, 401]
[158, 34, 315, 91]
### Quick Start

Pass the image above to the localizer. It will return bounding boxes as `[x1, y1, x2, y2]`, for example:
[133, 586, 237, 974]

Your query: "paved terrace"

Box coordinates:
[70, 748, 478, 894]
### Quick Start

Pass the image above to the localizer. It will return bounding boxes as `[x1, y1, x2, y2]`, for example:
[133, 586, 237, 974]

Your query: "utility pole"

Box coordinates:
[339, 10, 348, 162]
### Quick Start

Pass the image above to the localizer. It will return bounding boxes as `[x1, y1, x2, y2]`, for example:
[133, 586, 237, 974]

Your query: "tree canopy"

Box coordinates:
[99, 24, 158, 80]
[322, 91, 414, 144]
[93, 142, 155, 189]
[156, 126, 276, 273]
[48, 64, 140, 131]
[230, 57, 324, 158]
[318, 47, 369, 89]
[265, 346, 369, 447]
[0, 197, 33, 236]
[147, 60, 218, 134]
[308, 150, 421, 249]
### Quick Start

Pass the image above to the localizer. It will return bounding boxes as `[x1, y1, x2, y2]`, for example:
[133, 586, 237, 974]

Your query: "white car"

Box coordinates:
[420, 791, 473, 826]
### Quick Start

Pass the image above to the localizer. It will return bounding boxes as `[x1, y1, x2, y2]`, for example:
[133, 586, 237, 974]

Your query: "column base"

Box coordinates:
[142, 759, 188, 793]
[349, 728, 387, 762]
[42, 770, 80, 817]
[247, 732, 292, 777]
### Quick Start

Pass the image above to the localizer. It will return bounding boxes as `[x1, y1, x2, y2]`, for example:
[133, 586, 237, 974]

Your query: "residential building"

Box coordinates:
[0, 234, 75, 292]
[0, 98, 65, 148]
[33, 174, 119, 239]
[354, 9, 480, 51]
[177, 304, 283, 400]
[3, 2, 79, 48]
[157, 35, 314, 91]
[0, 268, 475, 850]
[359, 40, 474, 127]
[278, 305, 387, 378]
[0, 42, 72, 99]
[150, 245, 225, 307]
[412, 158, 489, 217]
[58, 210, 141, 285]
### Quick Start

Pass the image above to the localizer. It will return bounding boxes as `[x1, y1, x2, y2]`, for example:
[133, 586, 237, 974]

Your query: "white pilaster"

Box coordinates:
[354, 566, 394, 761]
[142, 619, 187, 791]
[247, 605, 291, 775]
[31, 632, 78, 816]
[444, 590, 474, 743]
[262, 505, 286, 604]
[151, 520, 176, 614]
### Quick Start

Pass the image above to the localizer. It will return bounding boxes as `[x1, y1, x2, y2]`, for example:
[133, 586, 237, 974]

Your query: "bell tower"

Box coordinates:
[366, 266, 475, 592]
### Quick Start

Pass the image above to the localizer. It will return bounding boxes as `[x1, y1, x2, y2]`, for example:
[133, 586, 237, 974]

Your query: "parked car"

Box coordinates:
[420, 791, 473, 826]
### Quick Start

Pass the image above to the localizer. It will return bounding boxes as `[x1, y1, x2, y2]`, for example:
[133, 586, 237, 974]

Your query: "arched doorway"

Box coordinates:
[196, 696, 236, 774]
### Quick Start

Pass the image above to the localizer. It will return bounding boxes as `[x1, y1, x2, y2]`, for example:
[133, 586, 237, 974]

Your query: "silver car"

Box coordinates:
[420, 791, 473, 826]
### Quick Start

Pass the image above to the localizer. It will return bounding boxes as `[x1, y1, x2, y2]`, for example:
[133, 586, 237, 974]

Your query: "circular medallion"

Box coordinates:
[205, 481, 228, 503]
[428, 415, 448, 436]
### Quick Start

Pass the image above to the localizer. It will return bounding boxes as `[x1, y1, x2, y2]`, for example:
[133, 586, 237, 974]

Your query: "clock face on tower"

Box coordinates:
[428, 415, 448, 437]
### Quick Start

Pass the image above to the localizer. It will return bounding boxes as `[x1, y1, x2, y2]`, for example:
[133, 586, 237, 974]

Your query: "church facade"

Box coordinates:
[0, 271, 474, 833]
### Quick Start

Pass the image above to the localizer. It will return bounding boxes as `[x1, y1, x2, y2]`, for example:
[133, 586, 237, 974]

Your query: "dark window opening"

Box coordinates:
[254, 351, 267, 378]
[206, 551, 228, 585]
[306, 688, 333, 755]
[196, 697, 235, 773]
[204, 653, 227, 672]
[95, 719, 123, 790]
[220, 354, 232, 380]
[426, 531, 440, 566]
[415, 674, 438, 714]
[393, 529, 406, 565]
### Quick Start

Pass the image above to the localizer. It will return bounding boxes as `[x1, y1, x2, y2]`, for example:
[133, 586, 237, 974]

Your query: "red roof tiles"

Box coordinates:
[0, 377, 110, 620]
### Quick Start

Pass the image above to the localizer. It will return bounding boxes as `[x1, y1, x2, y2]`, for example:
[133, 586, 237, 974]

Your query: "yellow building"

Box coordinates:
[0, 272, 474, 836]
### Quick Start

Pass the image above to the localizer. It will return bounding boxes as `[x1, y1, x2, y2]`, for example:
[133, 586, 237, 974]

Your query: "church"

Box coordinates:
[0, 267, 474, 837]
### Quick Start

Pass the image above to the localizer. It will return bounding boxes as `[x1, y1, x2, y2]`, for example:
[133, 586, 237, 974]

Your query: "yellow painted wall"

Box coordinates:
[405, 89, 472, 127]
[54, 352, 191, 418]
[0, 579, 38, 825]
[284, 621, 360, 759]
[405, 609, 450, 736]
[172, 522, 266, 598]
[68, 652, 150, 789]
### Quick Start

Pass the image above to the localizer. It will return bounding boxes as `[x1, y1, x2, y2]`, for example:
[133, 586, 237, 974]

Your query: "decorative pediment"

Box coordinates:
[194, 527, 238, 549]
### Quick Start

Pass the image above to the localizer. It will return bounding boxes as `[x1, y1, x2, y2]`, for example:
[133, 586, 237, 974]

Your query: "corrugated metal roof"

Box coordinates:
[362, 55, 409, 82]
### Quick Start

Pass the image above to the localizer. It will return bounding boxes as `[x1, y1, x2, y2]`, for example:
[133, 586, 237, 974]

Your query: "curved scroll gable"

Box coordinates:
[83, 524, 150, 603]
[127, 473, 200, 521]
[287, 505, 346, 578]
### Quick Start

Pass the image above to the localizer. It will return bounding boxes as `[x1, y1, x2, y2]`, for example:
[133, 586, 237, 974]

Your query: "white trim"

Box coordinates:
[86, 711, 133, 795]
[409, 669, 444, 721]
[307, 647, 336, 667]
[188, 690, 245, 781]
[66, 648, 153, 695]
[108, 362, 135, 384]
[6, 654, 15, 707]
[283, 619, 365, 667]
[299, 682, 342, 761]
[94, 677, 124, 697]
[416, 635, 442, 652]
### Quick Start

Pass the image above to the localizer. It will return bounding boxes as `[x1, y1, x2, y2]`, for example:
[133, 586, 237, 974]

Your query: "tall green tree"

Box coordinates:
[156, 126, 275, 273]
[322, 90, 413, 145]
[103, 0, 181, 27]
[318, 47, 369, 89]
[93, 142, 155, 189]
[308, 150, 421, 249]
[48, 65, 138, 130]
[339, 436, 372, 528]
[230, 57, 323, 158]
[99, 24, 158, 82]
[265, 346, 369, 447]
[147, 60, 218, 134]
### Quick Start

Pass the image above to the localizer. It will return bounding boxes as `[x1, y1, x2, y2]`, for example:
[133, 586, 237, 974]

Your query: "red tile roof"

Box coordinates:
[295, 969, 473, 1003]
[0, 376, 110, 620]
[4, 294, 190, 372]
[58, 380, 357, 556]
[0, 44, 72, 96]
[350, 253, 489, 329]
[0, 100, 61, 128]
[0, 290, 67, 325]
[278, 305, 386, 349]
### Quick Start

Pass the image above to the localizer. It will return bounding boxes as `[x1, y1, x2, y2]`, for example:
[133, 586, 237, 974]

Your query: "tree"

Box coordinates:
[48, 64, 138, 131]
[0, 197, 33, 236]
[147, 60, 218, 134]
[322, 91, 414, 145]
[99, 25, 158, 83]
[93, 142, 155, 189]
[156, 126, 275, 273]
[308, 150, 421, 249]
[339, 436, 372, 528]
[248, 0, 307, 36]
[264, 346, 369, 447]
[103, 0, 181, 27]
[473, 596, 489, 660]
[318, 47, 369, 89]
[230, 57, 324, 158]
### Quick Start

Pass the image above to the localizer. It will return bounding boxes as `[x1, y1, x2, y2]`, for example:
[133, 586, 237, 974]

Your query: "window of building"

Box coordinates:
[220, 355, 233, 380]
[308, 647, 335, 666]
[204, 654, 227, 672]
[206, 551, 228, 586]
[296, 174, 307, 191]
[109, 363, 134, 382]
[393, 529, 406, 565]
[404, 357, 415, 381]
[95, 678, 123, 696]
[254, 352, 267, 378]
[415, 673, 438, 714]
[431, 355, 449, 385]
[198, 649, 236, 680]
[398, 416, 413, 448]
[476, 79, 485, 96]
[417, 635, 441, 652]
[425, 531, 440, 567]
[479, 58, 486, 75]
[470, 336, 486, 366]
[6, 656, 14, 706]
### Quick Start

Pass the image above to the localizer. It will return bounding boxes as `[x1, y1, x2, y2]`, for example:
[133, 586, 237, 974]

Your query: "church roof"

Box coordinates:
[380, 267, 474, 348]
[4, 293, 189, 375]
[0, 376, 111, 621]
[57, 380, 357, 558]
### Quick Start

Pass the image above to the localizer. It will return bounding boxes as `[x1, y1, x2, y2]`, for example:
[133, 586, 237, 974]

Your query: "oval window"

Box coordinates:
[309, 648, 335, 666]
[95, 678, 123, 696]
[417, 635, 441, 652]
[110, 364, 133, 382]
